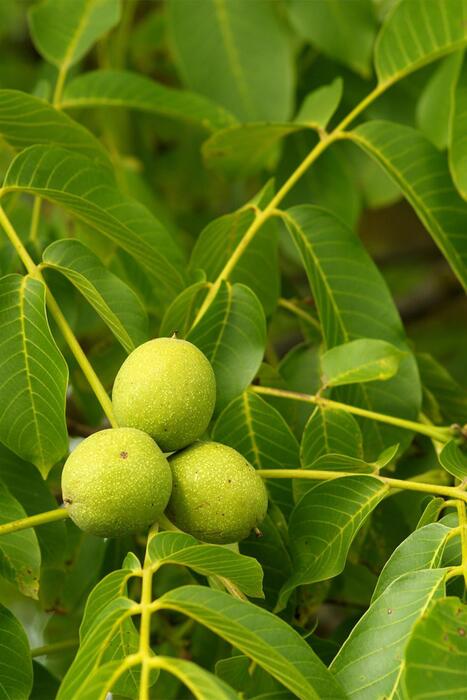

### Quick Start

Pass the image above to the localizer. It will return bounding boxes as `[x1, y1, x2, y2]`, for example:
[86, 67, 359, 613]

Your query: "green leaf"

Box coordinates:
[308, 453, 374, 474]
[439, 439, 467, 479]
[0, 603, 32, 700]
[0, 480, 41, 598]
[0, 90, 109, 164]
[167, 0, 294, 122]
[402, 597, 467, 699]
[148, 531, 264, 598]
[190, 208, 280, 315]
[152, 656, 239, 700]
[187, 282, 266, 412]
[321, 338, 405, 388]
[277, 476, 388, 610]
[375, 0, 467, 86]
[0, 274, 68, 476]
[202, 123, 307, 176]
[70, 659, 131, 700]
[28, 0, 121, 69]
[330, 569, 447, 699]
[42, 239, 148, 353]
[159, 281, 210, 339]
[155, 585, 346, 700]
[0, 442, 66, 567]
[416, 497, 445, 529]
[62, 69, 236, 132]
[417, 352, 467, 425]
[450, 55, 467, 199]
[80, 568, 135, 640]
[295, 78, 343, 130]
[372, 522, 453, 601]
[288, 0, 377, 78]
[347, 121, 467, 291]
[416, 52, 463, 150]
[2, 146, 185, 307]
[284, 205, 421, 456]
[212, 392, 299, 516]
[57, 597, 136, 700]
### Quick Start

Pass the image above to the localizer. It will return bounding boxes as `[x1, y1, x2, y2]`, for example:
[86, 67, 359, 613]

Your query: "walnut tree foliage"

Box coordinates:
[0, 0, 467, 698]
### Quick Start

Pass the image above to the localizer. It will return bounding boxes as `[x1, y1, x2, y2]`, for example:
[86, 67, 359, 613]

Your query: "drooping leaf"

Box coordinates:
[284, 205, 421, 456]
[188, 282, 266, 412]
[288, 0, 377, 78]
[372, 522, 453, 601]
[375, 0, 467, 86]
[450, 55, 467, 199]
[0, 90, 109, 164]
[0, 275, 68, 476]
[2, 146, 185, 307]
[155, 585, 346, 700]
[0, 603, 33, 700]
[277, 476, 388, 610]
[62, 69, 236, 132]
[294, 78, 343, 130]
[28, 0, 121, 69]
[321, 338, 405, 388]
[416, 52, 463, 150]
[148, 531, 264, 598]
[190, 208, 280, 315]
[167, 0, 294, 122]
[330, 569, 447, 699]
[42, 239, 148, 353]
[439, 439, 467, 479]
[402, 597, 467, 699]
[213, 392, 299, 516]
[346, 121, 467, 291]
[0, 480, 41, 598]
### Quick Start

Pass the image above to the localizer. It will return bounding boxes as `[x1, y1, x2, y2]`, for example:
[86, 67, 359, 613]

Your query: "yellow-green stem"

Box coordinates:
[251, 385, 453, 443]
[456, 501, 467, 588]
[0, 508, 69, 536]
[278, 298, 321, 332]
[139, 525, 158, 700]
[257, 469, 467, 504]
[31, 638, 78, 658]
[0, 205, 118, 426]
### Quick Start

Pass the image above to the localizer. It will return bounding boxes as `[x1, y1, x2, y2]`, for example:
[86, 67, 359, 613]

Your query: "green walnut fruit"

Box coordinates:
[166, 441, 268, 544]
[61, 428, 172, 538]
[112, 337, 216, 452]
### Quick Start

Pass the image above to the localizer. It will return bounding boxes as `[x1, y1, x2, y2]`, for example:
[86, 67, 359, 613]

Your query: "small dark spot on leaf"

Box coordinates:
[458, 628, 465, 636]
[387, 609, 393, 615]
[443, 634, 449, 642]
[120, 451, 128, 459]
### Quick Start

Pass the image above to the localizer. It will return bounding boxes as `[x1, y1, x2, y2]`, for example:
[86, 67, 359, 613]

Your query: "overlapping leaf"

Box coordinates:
[188, 282, 266, 412]
[416, 52, 462, 150]
[2, 146, 185, 306]
[321, 338, 405, 388]
[0, 275, 68, 476]
[346, 121, 467, 291]
[295, 78, 343, 130]
[439, 439, 467, 479]
[284, 205, 421, 456]
[62, 69, 236, 131]
[375, 0, 467, 86]
[450, 55, 467, 199]
[330, 569, 447, 699]
[0, 604, 32, 700]
[42, 239, 148, 353]
[277, 476, 388, 610]
[155, 585, 346, 700]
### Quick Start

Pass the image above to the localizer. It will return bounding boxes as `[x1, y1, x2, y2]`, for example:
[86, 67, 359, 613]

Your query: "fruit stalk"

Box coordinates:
[0, 507, 69, 536]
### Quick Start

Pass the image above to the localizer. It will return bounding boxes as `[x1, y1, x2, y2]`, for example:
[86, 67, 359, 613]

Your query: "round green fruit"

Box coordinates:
[112, 337, 216, 452]
[61, 428, 172, 538]
[166, 441, 268, 544]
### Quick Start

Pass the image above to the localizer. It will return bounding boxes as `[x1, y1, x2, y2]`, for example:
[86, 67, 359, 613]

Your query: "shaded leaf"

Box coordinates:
[375, 0, 467, 86]
[80, 568, 135, 640]
[159, 282, 209, 339]
[188, 282, 266, 412]
[417, 352, 467, 425]
[42, 239, 148, 353]
[156, 585, 346, 700]
[416, 52, 462, 150]
[152, 656, 239, 700]
[0, 603, 32, 700]
[28, 0, 121, 68]
[148, 531, 264, 598]
[2, 146, 185, 307]
[0, 274, 68, 476]
[330, 569, 447, 699]
[213, 391, 299, 516]
[295, 78, 343, 130]
[278, 476, 387, 610]
[450, 55, 467, 199]
[167, 0, 293, 122]
[62, 69, 236, 132]
[321, 338, 405, 388]
[439, 439, 467, 479]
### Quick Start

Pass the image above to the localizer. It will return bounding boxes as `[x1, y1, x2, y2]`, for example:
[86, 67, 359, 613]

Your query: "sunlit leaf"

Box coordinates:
[321, 338, 405, 388]
[0, 275, 68, 476]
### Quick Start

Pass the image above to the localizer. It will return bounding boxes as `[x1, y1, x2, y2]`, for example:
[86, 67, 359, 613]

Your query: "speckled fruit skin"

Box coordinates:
[61, 428, 172, 538]
[112, 338, 216, 452]
[166, 441, 268, 544]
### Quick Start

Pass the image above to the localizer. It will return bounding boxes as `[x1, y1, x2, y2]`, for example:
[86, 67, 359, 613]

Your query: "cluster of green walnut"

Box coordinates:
[61, 338, 268, 544]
